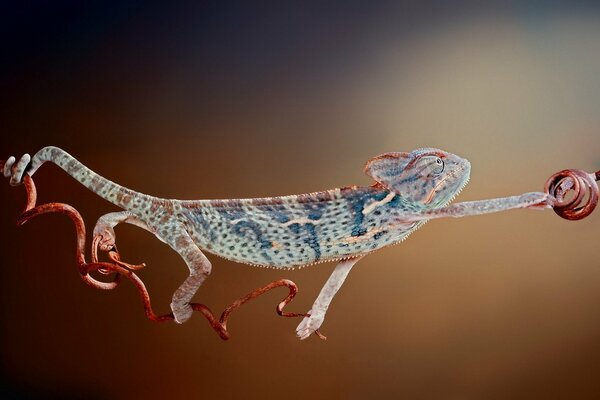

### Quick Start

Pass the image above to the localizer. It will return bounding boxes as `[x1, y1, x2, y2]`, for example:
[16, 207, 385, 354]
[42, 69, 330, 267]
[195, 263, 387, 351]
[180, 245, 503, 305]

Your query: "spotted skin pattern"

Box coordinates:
[179, 187, 422, 268]
[3, 146, 554, 339]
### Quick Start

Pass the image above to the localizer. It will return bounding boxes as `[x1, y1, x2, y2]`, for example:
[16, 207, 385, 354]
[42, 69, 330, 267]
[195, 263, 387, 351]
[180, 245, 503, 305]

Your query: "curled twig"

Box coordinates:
[545, 168, 599, 220]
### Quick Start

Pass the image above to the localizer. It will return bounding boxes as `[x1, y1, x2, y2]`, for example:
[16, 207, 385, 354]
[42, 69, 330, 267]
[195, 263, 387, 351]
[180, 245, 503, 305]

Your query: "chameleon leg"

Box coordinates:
[165, 229, 212, 324]
[296, 256, 363, 340]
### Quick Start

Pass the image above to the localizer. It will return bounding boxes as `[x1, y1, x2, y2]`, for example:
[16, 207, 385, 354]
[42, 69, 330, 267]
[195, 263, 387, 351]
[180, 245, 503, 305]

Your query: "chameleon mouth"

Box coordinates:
[447, 174, 470, 204]
[445, 164, 471, 205]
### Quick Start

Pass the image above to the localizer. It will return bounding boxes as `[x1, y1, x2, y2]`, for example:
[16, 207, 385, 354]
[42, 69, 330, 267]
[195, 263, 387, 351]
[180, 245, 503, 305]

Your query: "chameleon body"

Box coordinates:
[183, 187, 422, 267]
[3, 146, 552, 339]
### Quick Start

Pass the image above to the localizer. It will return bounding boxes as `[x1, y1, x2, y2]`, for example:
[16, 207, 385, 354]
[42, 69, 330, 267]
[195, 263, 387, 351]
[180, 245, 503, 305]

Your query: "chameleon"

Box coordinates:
[2, 146, 554, 339]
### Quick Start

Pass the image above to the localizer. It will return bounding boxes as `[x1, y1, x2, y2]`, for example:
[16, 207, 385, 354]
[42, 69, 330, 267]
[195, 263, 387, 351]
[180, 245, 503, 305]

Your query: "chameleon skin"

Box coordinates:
[181, 188, 392, 267]
[180, 187, 429, 268]
[3, 146, 552, 339]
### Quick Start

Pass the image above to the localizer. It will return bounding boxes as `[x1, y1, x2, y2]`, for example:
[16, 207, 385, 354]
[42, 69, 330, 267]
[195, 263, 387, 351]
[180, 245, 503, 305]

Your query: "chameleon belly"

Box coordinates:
[177, 186, 425, 268]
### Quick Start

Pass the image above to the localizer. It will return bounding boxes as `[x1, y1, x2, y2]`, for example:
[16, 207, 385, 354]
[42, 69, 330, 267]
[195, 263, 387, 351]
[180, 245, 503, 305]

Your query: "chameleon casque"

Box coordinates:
[3, 146, 553, 339]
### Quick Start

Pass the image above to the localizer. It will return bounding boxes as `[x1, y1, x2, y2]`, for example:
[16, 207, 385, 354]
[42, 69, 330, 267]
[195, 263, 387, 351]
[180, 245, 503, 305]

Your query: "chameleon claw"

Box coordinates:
[296, 327, 326, 340]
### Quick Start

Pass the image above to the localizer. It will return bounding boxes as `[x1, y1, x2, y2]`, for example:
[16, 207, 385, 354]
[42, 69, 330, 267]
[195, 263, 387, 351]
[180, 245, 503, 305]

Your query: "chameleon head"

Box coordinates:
[364, 147, 471, 208]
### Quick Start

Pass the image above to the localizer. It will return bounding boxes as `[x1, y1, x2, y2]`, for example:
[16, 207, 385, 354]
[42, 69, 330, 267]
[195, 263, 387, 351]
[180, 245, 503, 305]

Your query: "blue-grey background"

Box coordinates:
[1, 1, 600, 398]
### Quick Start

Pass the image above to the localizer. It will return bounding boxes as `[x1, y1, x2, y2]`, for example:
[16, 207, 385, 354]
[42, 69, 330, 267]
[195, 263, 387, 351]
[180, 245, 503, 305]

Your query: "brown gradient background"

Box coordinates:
[1, 2, 600, 399]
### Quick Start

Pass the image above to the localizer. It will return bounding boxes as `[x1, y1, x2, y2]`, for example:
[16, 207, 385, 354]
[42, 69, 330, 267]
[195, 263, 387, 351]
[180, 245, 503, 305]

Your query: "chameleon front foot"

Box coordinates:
[296, 313, 327, 340]
[91, 235, 146, 272]
[91, 212, 147, 271]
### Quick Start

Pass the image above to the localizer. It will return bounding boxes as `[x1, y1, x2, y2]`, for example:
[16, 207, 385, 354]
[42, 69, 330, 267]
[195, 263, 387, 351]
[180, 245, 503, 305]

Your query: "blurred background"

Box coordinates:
[1, 1, 600, 398]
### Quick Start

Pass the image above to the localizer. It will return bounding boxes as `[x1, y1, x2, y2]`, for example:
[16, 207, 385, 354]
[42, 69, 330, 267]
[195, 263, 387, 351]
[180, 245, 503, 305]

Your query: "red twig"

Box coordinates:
[4, 166, 318, 340]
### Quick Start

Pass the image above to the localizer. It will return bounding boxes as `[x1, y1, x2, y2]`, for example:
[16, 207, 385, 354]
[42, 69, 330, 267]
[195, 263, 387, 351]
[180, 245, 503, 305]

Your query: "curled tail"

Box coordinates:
[4, 146, 154, 210]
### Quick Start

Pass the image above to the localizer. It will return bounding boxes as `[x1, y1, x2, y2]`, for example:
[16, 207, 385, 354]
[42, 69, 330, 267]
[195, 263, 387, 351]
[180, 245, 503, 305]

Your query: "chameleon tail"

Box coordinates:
[9, 146, 155, 210]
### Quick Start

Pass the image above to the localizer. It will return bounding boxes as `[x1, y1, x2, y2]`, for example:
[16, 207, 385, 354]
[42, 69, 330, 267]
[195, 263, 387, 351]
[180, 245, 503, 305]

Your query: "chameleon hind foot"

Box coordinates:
[171, 301, 194, 324]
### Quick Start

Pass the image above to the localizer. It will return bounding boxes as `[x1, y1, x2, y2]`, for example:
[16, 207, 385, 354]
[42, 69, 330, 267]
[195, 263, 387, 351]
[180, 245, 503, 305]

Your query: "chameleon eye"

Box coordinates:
[416, 156, 444, 176]
[431, 157, 444, 175]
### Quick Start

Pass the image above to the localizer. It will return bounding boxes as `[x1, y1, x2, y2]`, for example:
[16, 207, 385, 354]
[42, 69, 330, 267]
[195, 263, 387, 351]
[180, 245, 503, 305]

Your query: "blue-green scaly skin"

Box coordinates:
[175, 186, 425, 268]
